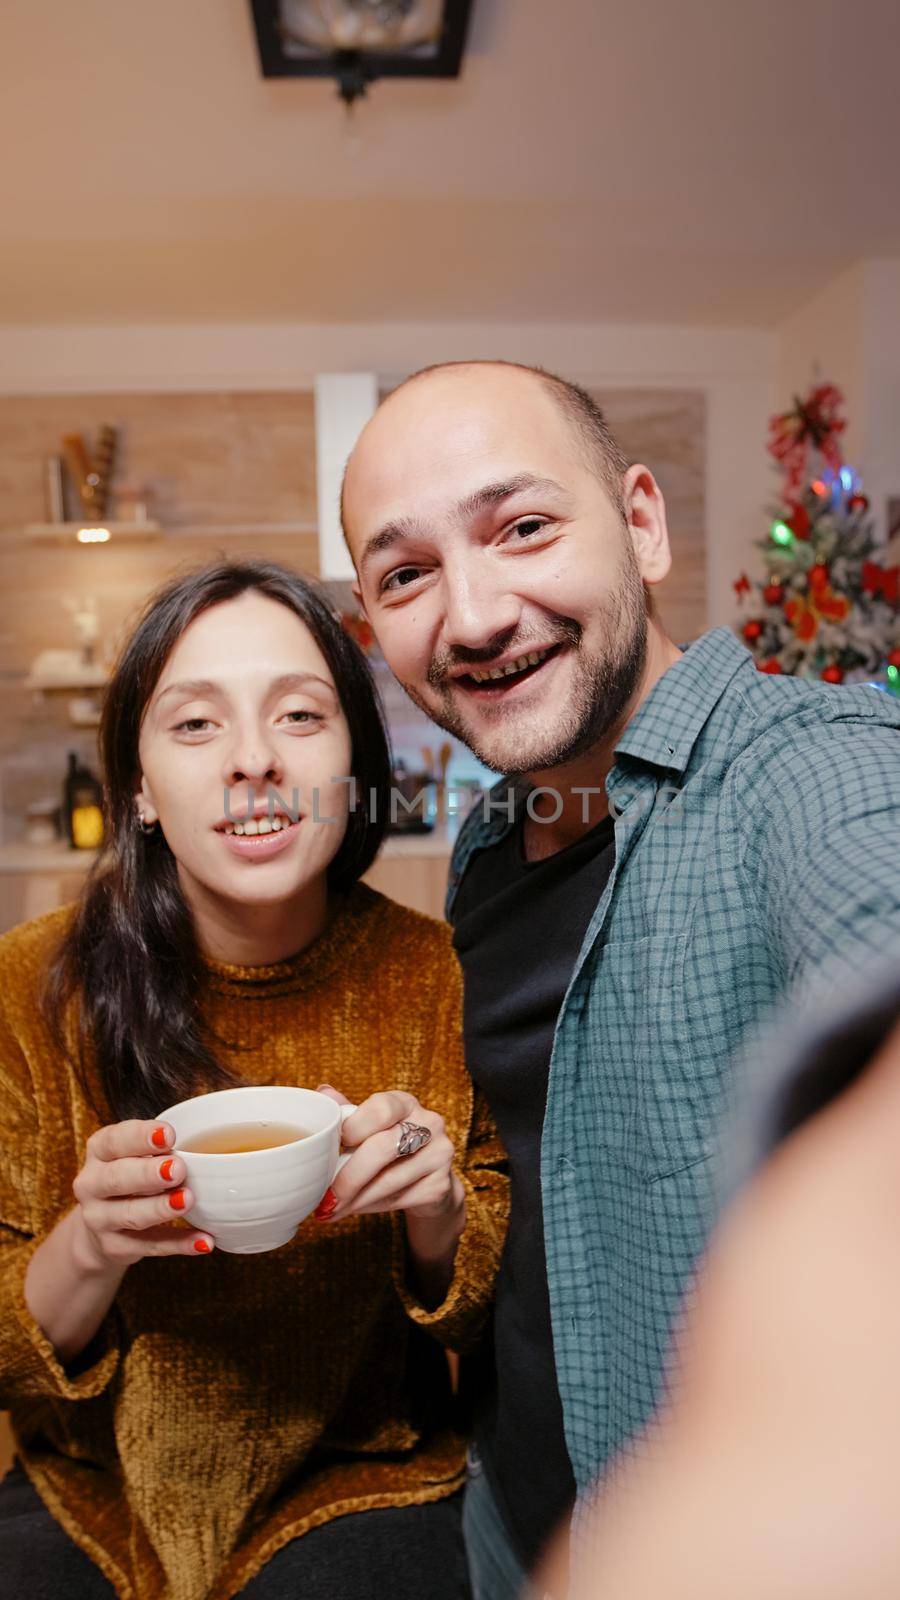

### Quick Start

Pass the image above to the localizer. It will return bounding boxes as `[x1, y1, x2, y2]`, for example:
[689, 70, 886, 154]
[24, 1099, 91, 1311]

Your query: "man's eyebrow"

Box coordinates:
[359, 475, 572, 573]
[359, 517, 425, 573]
[154, 672, 337, 708]
[455, 474, 574, 521]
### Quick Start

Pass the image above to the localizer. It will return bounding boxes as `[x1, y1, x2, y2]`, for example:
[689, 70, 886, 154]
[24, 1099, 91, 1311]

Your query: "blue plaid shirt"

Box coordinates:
[447, 626, 900, 1490]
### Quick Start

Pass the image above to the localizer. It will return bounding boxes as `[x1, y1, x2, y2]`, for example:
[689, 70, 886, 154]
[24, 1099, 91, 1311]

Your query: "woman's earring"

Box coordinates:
[137, 812, 157, 835]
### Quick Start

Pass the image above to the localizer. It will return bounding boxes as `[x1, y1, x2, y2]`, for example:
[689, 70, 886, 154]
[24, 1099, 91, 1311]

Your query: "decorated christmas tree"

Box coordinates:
[733, 381, 899, 693]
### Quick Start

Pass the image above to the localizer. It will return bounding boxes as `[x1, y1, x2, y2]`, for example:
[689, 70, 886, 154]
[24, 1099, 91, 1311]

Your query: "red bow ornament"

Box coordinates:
[340, 612, 375, 652]
[861, 561, 899, 606]
[785, 583, 850, 642]
[767, 383, 846, 500]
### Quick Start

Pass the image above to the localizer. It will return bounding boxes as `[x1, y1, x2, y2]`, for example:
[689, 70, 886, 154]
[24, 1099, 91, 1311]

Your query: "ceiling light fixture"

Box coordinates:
[249, 0, 473, 106]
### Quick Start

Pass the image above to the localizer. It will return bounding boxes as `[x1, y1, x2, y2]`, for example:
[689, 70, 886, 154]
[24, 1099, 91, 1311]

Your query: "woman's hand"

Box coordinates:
[314, 1087, 461, 1223]
[314, 1086, 466, 1308]
[71, 1119, 214, 1268]
[26, 1120, 214, 1367]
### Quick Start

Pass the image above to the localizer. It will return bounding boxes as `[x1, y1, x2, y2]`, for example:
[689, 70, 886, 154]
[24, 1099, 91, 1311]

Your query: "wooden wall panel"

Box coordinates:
[593, 388, 706, 646]
[0, 393, 319, 831]
[0, 391, 317, 531]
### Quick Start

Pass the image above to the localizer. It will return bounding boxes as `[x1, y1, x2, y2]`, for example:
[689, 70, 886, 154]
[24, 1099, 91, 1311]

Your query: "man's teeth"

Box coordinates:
[468, 648, 551, 684]
[223, 816, 295, 836]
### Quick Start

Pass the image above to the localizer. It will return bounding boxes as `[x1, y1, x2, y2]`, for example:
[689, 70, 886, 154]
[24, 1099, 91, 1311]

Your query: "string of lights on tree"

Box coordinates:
[733, 381, 899, 694]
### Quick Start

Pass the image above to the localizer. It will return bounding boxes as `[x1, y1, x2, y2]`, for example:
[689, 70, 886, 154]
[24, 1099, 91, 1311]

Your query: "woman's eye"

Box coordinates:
[382, 566, 425, 593]
[174, 718, 213, 733]
[279, 710, 322, 726]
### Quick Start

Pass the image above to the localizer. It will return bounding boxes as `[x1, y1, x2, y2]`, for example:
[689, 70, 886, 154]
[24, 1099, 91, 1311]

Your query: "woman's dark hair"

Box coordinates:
[43, 559, 392, 1122]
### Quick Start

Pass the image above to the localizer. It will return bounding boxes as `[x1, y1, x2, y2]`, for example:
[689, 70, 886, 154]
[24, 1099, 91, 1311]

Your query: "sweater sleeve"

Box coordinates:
[392, 957, 509, 1353]
[0, 986, 119, 1406]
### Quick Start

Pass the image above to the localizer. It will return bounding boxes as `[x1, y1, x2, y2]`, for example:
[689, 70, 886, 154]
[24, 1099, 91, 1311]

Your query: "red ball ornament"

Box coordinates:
[787, 505, 811, 540]
[758, 657, 783, 674]
[807, 563, 829, 589]
[888, 647, 900, 669]
[763, 581, 784, 605]
[743, 619, 763, 643]
[849, 493, 869, 512]
[821, 664, 845, 684]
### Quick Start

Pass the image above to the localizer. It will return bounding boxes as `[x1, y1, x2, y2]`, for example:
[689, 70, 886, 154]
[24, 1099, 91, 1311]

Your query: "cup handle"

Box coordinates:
[334, 1102, 358, 1174]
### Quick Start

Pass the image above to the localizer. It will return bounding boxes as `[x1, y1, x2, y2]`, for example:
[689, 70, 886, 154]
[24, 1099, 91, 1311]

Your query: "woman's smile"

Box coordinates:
[216, 816, 302, 861]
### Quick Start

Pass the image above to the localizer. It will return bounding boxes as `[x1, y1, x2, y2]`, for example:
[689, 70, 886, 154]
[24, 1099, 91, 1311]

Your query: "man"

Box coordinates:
[558, 961, 900, 1600]
[341, 360, 900, 1596]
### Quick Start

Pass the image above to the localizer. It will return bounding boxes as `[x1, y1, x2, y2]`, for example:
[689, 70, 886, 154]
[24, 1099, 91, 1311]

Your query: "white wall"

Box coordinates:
[862, 261, 900, 540]
[0, 319, 776, 628]
[778, 264, 866, 463]
[777, 258, 900, 543]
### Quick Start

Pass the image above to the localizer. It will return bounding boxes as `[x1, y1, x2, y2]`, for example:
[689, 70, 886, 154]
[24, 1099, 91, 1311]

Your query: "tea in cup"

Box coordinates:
[157, 1085, 355, 1254]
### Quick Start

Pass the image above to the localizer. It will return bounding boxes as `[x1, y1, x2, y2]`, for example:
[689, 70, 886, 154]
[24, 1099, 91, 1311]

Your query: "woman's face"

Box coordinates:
[136, 592, 354, 909]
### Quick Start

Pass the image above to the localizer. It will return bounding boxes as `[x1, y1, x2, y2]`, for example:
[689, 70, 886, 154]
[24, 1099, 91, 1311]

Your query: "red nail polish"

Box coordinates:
[159, 1158, 175, 1182]
[313, 1187, 338, 1221]
[193, 1238, 212, 1254]
[168, 1189, 186, 1211]
[151, 1127, 168, 1150]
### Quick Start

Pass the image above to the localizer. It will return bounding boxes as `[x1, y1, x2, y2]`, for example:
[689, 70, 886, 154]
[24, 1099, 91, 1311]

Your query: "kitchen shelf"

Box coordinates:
[174, 522, 316, 538]
[24, 667, 107, 692]
[23, 520, 163, 545]
[18, 520, 315, 545]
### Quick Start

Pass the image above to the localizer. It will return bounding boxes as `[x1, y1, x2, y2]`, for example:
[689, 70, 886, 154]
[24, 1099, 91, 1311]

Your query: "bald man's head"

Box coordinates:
[341, 360, 629, 542]
[392, 362, 629, 509]
[337, 357, 676, 777]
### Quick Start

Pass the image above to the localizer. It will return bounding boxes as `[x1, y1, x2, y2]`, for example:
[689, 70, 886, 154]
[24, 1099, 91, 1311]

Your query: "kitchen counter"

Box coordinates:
[0, 823, 461, 930]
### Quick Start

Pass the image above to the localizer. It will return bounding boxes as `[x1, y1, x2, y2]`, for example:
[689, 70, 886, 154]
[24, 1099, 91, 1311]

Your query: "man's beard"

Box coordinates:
[401, 551, 649, 777]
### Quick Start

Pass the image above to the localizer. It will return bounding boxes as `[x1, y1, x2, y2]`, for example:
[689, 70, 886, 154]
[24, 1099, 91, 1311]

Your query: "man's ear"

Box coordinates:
[623, 462, 672, 588]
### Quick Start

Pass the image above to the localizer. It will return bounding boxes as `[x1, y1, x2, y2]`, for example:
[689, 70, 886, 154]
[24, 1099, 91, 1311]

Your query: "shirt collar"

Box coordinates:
[613, 626, 751, 776]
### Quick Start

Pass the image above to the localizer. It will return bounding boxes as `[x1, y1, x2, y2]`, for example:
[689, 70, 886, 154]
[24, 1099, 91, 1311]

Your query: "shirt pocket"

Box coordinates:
[587, 931, 713, 1182]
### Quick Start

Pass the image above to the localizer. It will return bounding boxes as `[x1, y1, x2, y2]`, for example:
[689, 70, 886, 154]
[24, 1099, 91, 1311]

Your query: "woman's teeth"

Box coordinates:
[468, 648, 551, 684]
[223, 816, 294, 836]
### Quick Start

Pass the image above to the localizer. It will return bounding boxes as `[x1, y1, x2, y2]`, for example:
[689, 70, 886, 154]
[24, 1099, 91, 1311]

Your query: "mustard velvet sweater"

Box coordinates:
[0, 885, 509, 1600]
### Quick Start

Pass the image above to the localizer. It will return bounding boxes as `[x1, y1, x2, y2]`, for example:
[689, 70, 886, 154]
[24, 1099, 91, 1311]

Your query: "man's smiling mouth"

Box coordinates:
[453, 642, 564, 693]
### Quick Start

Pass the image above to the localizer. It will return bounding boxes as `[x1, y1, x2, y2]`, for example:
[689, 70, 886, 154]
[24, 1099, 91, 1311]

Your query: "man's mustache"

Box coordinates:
[426, 618, 582, 689]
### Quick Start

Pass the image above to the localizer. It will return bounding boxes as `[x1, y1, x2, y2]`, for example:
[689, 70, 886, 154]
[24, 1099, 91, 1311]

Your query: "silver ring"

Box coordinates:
[396, 1120, 431, 1159]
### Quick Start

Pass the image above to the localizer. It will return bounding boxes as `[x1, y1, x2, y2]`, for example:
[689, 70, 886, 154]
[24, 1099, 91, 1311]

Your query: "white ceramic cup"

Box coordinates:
[157, 1085, 356, 1254]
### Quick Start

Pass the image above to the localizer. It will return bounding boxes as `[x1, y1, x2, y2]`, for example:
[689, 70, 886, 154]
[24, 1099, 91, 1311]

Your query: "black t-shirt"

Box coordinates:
[450, 812, 617, 1572]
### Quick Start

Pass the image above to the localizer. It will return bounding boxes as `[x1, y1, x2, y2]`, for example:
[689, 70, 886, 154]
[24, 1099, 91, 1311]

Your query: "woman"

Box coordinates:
[0, 559, 508, 1600]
